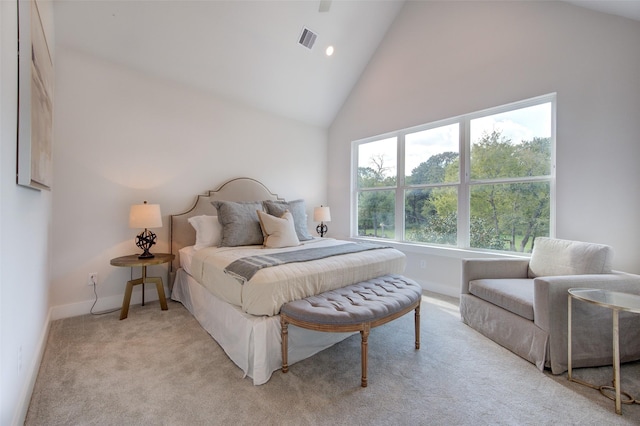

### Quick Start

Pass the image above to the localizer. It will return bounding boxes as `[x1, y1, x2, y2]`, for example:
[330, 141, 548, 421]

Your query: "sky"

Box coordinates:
[358, 101, 552, 177]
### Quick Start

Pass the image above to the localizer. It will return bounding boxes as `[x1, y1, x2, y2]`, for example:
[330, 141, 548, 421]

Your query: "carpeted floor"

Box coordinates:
[26, 292, 640, 425]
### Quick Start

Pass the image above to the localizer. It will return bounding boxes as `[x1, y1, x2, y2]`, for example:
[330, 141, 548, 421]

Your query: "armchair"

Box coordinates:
[460, 237, 640, 374]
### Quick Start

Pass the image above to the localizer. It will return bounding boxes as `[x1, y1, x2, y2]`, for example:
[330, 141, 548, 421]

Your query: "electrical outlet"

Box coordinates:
[88, 272, 98, 286]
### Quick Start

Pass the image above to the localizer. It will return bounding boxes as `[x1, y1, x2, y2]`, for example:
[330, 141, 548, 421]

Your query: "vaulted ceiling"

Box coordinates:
[54, 0, 405, 127]
[565, 0, 640, 21]
[53, 1, 640, 128]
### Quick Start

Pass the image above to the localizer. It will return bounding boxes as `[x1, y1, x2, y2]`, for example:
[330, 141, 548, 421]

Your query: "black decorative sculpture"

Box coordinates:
[136, 229, 157, 259]
[316, 222, 328, 238]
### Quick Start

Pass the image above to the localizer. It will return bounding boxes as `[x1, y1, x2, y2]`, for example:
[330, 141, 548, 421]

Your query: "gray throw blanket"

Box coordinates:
[224, 242, 390, 283]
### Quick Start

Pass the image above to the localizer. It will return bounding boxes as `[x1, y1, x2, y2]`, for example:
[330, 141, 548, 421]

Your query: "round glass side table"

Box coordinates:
[568, 288, 640, 415]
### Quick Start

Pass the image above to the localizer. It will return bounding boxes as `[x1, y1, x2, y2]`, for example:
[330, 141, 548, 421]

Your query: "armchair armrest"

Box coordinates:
[533, 272, 640, 374]
[461, 258, 530, 294]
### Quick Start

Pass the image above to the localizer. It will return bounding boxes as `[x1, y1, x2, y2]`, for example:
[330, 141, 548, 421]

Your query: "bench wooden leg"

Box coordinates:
[361, 323, 370, 387]
[281, 315, 289, 373]
[415, 303, 421, 349]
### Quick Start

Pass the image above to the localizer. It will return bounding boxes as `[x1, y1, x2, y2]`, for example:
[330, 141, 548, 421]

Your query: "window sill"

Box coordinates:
[349, 236, 530, 260]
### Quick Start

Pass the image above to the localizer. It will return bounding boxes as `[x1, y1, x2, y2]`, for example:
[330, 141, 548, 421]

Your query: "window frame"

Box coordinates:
[351, 93, 556, 254]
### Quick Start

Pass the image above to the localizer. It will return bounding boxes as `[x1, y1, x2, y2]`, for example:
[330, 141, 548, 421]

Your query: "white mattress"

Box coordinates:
[171, 268, 354, 385]
[184, 238, 407, 316]
[179, 245, 197, 275]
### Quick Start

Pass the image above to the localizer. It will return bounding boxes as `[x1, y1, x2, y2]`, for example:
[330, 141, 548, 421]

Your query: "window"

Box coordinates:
[353, 94, 555, 253]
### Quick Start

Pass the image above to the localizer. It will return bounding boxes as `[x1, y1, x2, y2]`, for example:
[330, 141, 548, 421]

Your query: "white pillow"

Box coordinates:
[187, 215, 222, 250]
[528, 237, 613, 278]
[257, 210, 300, 249]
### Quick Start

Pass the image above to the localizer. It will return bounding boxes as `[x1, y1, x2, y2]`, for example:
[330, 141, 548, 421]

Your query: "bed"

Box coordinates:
[169, 177, 407, 385]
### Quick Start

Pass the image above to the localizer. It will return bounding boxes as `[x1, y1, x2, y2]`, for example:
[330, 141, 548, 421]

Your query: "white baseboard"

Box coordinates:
[51, 287, 165, 320]
[416, 278, 460, 299]
[13, 308, 52, 426]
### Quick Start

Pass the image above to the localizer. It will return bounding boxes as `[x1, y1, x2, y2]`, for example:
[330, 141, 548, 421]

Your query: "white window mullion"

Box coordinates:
[549, 99, 557, 238]
[396, 133, 405, 241]
[351, 141, 362, 238]
[458, 120, 470, 248]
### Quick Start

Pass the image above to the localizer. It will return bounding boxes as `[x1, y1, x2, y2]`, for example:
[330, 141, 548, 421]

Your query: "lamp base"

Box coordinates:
[316, 222, 328, 238]
[136, 229, 157, 259]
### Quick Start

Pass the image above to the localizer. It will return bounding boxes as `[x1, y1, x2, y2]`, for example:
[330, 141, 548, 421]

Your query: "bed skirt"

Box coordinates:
[171, 268, 354, 385]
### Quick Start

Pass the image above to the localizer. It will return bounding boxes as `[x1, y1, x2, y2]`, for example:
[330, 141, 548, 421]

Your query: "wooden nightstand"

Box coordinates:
[110, 253, 174, 320]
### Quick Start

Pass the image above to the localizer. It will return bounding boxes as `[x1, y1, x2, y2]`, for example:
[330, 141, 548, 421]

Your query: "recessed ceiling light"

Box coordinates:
[326, 46, 334, 56]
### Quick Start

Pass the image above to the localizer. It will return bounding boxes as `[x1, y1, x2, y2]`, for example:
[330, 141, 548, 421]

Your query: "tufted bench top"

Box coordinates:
[281, 274, 422, 326]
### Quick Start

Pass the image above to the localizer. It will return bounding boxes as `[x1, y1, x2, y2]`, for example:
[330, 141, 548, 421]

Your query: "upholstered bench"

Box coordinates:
[280, 274, 422, 387]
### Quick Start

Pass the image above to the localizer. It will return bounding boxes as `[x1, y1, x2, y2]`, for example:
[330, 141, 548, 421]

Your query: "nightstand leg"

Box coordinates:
[119, 270, 167, 319]
[141, 266, 146, 306]
[120, 280, 134, 320]
[147, 277, 168, 311]
[120, 277, 143, 320]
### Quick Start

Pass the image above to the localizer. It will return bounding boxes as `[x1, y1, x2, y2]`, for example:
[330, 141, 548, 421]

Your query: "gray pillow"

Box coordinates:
[211, 201, 264, 247]
[263, 199, 313, 241]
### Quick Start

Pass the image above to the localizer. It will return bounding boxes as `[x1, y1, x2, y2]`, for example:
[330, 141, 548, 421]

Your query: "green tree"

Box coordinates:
[407, 152, 459, 185]
[359, 131, 550, 252]
[358, 154, 396, 237]
[469, 131, 550, 252]
[405, 152, 458, 234]
[359, 191, 394, 237]
[358, 166, 379, 188]
[414, 131, 550, 252]
[405, 189, 429, 229]
[358, 154, 396, 188]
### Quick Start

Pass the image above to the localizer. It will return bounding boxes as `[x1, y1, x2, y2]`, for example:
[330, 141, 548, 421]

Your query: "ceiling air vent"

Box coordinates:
[298, 27, 317, 50]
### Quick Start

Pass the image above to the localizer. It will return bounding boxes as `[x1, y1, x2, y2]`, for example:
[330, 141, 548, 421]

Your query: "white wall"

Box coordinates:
[50, 47, 328, 318]
[1, 1, 55, 424]
[329, 1, 640, 296]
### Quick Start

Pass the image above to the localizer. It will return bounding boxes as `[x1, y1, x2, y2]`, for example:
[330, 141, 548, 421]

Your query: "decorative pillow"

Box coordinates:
[211, 201, 264, 247]
[263, 199, 313, 241]
[528, 237, 613, 278]
[257, 210, 300, 249]
[187, 215, 222, 250]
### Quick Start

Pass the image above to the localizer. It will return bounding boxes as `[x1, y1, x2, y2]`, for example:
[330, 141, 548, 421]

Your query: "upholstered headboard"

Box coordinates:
[169, 177, 284, 277]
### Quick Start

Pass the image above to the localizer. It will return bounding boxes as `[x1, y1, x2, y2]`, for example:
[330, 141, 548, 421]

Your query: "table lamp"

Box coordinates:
[129, 201, 162, 259]
[313, 205, 331, 237]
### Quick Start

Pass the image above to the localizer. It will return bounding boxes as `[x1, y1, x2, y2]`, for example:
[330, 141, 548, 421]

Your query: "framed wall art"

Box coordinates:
[17, 0, 54, 191]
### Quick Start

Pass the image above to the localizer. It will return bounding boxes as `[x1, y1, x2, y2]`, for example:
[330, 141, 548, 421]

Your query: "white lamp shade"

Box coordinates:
[129, 202, 162, 229]
[313, 206, 331, 222]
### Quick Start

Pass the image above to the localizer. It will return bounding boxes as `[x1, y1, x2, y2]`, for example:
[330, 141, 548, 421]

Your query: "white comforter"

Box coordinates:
[186, 238, 406, 316]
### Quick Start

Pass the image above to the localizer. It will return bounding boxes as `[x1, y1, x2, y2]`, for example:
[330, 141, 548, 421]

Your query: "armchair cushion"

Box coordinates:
[469, 279, 534, 320]
[528, 237, 613, 278]
[461, 258, 530, 294]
